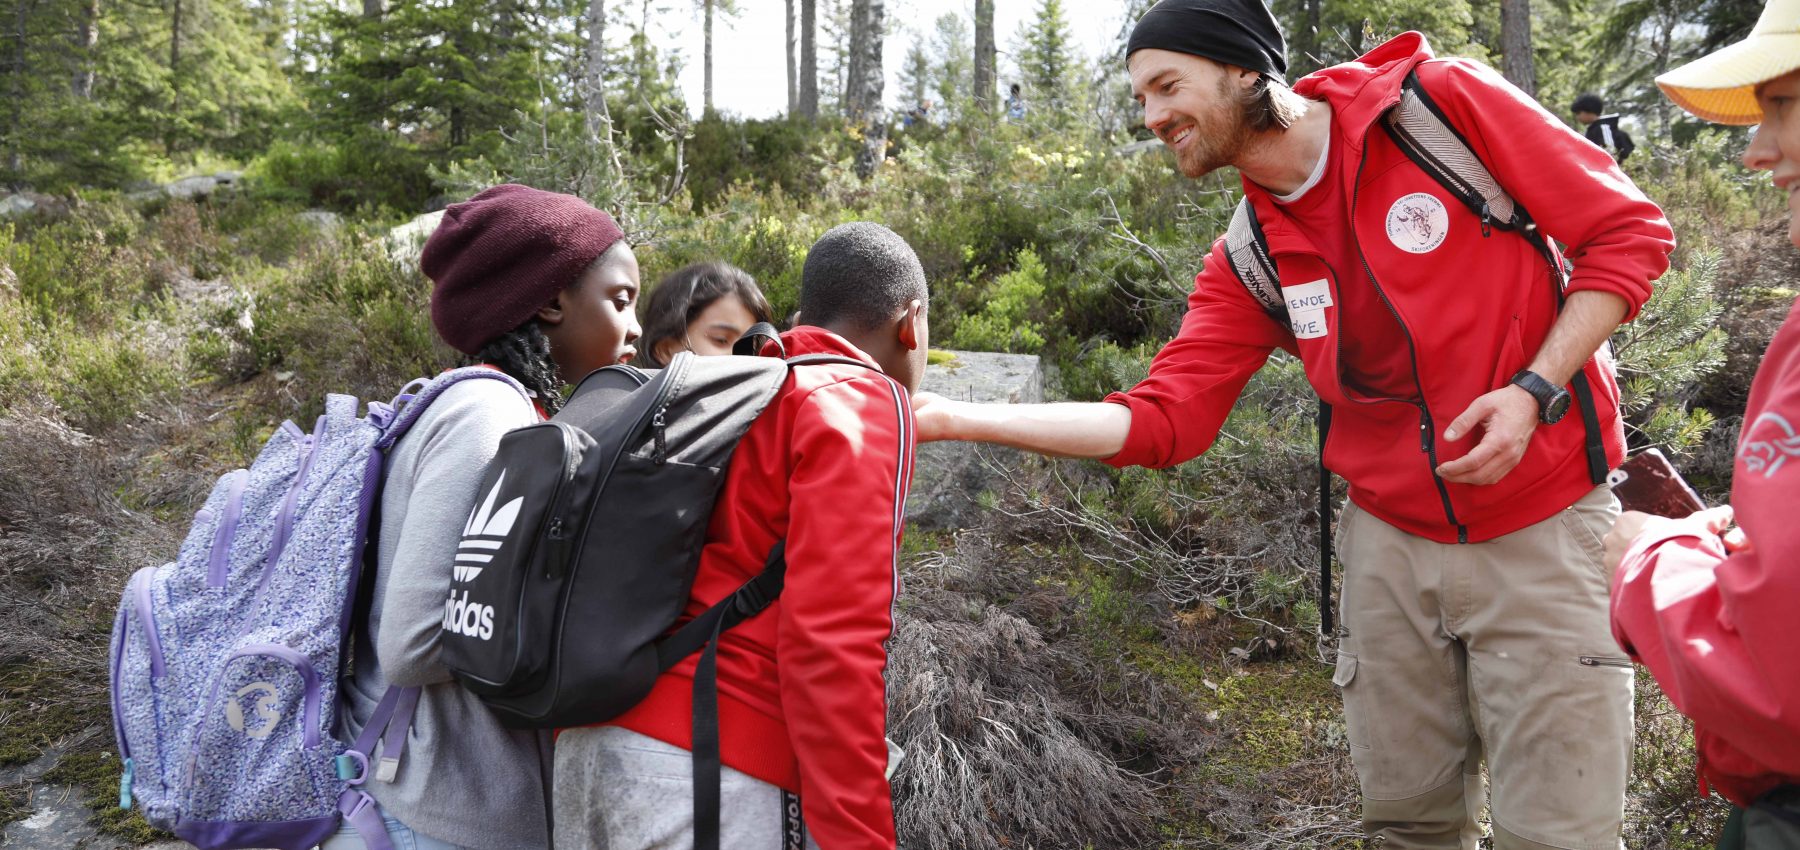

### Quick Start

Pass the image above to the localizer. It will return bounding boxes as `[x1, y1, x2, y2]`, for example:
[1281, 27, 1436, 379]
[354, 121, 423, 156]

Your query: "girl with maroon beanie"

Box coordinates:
[322, 184, 640, 850]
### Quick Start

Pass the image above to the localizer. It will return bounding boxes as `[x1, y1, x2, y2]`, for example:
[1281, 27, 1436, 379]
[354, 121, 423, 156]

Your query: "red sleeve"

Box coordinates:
[1104, 238, 1290, 469]
[779, 375, 911, 850]
[1415, 59, 1675, 322]
[1612, 516, 1800, 778]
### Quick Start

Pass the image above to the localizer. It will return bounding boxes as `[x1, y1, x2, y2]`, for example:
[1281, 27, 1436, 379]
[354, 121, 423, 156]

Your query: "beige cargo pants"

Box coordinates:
[1333, 485, 1633, 850]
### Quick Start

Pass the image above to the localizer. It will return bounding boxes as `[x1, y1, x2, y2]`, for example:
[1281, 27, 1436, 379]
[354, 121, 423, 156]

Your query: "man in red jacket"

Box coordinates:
[1603, 1, 1800, 844]
[555, 222, 926, 849]
[914, 1, 1674, 847]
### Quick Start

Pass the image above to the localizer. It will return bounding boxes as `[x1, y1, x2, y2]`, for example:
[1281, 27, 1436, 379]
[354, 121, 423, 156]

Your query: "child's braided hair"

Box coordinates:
[471, 319, 564, 415]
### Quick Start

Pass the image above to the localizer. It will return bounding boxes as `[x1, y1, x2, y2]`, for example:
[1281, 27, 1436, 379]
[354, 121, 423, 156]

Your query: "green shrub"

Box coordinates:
[947, 247, 1054, 353]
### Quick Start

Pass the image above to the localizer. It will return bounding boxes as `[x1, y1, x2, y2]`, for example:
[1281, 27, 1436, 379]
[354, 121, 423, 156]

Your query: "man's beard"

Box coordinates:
[1174, 77, 1254, 178]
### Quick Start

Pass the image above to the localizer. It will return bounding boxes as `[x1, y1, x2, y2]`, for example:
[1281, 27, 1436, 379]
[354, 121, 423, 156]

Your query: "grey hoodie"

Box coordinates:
[339, 377, 552, 850]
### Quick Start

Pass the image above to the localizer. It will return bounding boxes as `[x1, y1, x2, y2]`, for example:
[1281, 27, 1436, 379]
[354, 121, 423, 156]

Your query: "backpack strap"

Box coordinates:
[1317, 402, 1334, 637]
[733, 322, 786, 357]
[334, 686, 420, 850]
[654, 542, 789, 850]
[1222, 198, 1287, 321]
[374, 367, 532, 452]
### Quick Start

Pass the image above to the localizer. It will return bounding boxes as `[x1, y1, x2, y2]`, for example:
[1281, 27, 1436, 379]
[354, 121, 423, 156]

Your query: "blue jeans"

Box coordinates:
[316, 814, 472, 850]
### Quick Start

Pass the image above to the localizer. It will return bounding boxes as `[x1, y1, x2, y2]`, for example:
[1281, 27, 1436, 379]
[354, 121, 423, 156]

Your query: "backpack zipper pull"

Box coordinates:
[652, 407, 668, 465]
[1477, 202, 1493, 238]
[545, 516, 569, 578]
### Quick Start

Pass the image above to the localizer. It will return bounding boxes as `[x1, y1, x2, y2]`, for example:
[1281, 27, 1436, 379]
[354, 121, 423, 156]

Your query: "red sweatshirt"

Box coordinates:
[1611, 297, 1800, 806]
[609, 327, 913, 849]
[1104, 33, 1675, 543]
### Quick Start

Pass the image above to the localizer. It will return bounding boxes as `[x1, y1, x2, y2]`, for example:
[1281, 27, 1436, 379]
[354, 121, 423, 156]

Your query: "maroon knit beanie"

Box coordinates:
[422, 184, 626, 355]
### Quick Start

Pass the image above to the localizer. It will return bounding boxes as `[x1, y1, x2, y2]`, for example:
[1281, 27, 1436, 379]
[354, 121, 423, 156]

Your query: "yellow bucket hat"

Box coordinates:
[1656, 0, 1800, 125]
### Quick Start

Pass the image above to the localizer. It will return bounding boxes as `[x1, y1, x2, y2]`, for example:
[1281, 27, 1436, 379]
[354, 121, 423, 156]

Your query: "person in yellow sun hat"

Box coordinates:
[1602, 1, 1800, 847]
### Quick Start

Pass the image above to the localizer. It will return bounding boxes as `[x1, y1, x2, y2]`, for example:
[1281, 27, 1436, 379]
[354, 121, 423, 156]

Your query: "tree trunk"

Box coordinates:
[167, 0, 182, 152]
[852, 0, 884, 178]
[1499, 0, 1536, 97]
[785, 0, 797, 115]
[799, 0, 817, 117]
[362, 0, 381, 16]
[9, 0, 26, 175]
[844, 0, 864, 117]
[584, 0, 608, 142]
[973, 0, 994, 114]
[703, 0, 714, 116]
[72, 0, 98, 98]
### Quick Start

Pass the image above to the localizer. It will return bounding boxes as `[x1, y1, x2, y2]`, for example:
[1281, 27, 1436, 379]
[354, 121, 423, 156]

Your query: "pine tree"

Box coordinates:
[1016, 0, 1072, 112]
[896, 33, 929, 115]
[929, 11, 971, 120]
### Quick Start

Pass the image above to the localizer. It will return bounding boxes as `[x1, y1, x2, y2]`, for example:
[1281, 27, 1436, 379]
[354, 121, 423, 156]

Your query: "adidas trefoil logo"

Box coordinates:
[454, 470, 522, 583]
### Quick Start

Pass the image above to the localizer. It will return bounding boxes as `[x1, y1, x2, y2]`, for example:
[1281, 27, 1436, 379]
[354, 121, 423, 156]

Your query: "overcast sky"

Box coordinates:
[669, 1, 1136, 119]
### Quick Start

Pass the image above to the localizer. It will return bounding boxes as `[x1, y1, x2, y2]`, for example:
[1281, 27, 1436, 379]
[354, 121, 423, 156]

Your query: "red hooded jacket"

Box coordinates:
[607, 327, 913, 849]
[1105, 34, 1675, 543]
[1611, 298, 1800, 806]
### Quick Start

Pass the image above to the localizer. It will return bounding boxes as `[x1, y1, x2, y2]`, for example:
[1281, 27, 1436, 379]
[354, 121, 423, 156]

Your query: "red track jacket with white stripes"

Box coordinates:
[609, 326, 914, 849]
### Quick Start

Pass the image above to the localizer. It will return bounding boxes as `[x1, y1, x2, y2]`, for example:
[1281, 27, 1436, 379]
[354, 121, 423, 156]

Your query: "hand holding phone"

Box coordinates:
[1606, 448, 1707, 518]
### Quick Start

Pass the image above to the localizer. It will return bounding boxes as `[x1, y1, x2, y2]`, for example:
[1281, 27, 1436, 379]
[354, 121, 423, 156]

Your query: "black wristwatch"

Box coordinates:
[1510, 369, 1572, 425]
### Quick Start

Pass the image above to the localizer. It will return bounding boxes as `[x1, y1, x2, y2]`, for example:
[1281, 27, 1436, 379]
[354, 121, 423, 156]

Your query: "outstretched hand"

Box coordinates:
[1435, 385, 1539, 485]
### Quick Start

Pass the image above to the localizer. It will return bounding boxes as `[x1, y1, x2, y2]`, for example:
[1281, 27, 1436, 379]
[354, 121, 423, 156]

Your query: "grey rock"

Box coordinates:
[164, 176, 221, 200]
[296, 210, 342, 233]
[0, 194, 37, 217]
[906, 351, 1044, 530]
[385, 210, 445, 269]
[0, 192, 66, 219]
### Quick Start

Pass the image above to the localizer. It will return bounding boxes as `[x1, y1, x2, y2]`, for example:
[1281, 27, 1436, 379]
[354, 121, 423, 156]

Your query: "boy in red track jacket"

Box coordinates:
[914, 1, 1674, 847]
[1605, 2, 1800, 842]
[554, 222, 927, 850]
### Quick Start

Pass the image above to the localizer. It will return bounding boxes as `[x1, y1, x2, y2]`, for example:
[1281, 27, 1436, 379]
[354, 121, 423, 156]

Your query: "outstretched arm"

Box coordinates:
[912, 394, 1132, 459]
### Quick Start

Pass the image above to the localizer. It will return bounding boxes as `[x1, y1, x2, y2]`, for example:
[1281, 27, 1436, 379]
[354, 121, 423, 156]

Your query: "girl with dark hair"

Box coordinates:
[321, 184, 640, 850]
[638, 261, 774, 368]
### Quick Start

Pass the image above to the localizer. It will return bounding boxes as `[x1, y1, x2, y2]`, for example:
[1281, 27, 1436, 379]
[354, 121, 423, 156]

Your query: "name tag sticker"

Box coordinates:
[1284, 279, 1333, 314]
[1290, 310, 1327, 339]
[1284, 279, 1331, 339]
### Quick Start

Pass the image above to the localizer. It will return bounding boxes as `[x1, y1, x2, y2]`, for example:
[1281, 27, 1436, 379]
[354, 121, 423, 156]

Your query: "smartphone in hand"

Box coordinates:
[1606, 448, 1707, 518]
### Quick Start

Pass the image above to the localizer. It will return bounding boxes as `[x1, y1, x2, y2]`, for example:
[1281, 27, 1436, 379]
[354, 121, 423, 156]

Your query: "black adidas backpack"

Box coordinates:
[439, 326, 872, 850]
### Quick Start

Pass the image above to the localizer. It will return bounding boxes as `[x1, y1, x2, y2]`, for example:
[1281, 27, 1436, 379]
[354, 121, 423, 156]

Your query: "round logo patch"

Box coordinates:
[1385, 192, 1449, 254]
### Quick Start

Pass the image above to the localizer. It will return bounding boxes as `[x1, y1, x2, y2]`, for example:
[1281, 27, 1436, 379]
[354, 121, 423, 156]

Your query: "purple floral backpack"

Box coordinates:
[109, 368, 528, 850]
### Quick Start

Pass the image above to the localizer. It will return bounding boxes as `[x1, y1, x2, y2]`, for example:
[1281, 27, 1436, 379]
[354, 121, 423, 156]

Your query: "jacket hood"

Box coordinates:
[1291, 31, 1434, 146]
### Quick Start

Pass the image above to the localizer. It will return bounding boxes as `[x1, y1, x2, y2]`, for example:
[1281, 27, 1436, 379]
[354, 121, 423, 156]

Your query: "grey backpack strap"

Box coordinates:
[1383, 71, 1529, 237]
[1223, 198, 1286, 320]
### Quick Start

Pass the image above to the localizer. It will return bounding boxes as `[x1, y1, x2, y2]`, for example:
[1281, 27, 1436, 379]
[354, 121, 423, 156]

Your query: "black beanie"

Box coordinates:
[1127, 0, 1289, 84]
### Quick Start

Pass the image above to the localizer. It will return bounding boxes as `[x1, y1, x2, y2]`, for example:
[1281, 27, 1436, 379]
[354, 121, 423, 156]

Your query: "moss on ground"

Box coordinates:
[0, 783, 28, 827]
[41, 752, 166, 843]
[0, 665, 96, 768]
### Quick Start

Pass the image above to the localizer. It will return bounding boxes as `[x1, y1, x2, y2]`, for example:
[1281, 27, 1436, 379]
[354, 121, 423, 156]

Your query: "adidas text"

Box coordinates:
[442, 589, 495, 641]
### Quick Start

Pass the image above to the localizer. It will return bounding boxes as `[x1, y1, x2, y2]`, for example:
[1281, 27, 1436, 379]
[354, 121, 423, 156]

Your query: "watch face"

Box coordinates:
[1543, 392, 1573, 424]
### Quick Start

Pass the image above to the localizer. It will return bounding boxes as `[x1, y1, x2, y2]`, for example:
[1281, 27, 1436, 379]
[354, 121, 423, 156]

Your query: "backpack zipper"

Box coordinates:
[205, 470, 250, 589]
[542, 422, 584, 580]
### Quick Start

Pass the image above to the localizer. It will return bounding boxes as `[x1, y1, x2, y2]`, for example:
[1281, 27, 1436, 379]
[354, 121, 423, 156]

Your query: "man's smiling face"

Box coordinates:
[1129, 48, 1253, 179]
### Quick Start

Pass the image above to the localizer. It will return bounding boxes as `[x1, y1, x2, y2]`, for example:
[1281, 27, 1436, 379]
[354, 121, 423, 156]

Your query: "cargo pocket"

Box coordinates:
[1333, 644, 1370, 750]
[1557, 493, 1614, 584]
